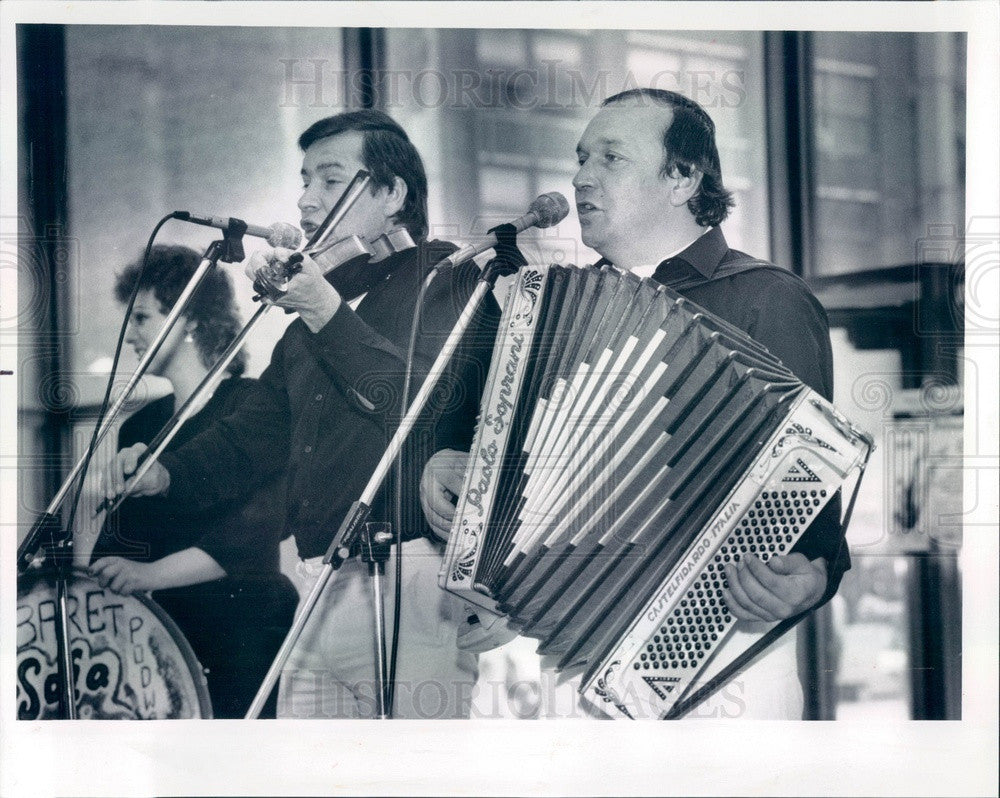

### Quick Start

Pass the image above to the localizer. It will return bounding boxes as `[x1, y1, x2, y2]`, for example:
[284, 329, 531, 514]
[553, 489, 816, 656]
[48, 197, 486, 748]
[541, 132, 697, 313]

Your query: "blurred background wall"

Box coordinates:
[16, 24, 969, 720]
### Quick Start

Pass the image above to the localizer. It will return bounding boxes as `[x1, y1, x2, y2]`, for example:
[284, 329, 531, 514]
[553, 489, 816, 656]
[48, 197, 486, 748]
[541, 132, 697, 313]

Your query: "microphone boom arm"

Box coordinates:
[434, 192, 570, 271]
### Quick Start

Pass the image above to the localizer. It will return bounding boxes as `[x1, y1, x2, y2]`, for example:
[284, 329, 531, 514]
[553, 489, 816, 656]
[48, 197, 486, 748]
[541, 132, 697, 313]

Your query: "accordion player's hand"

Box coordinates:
[722, 553, 827, 622]
[420, 449, 470, 541]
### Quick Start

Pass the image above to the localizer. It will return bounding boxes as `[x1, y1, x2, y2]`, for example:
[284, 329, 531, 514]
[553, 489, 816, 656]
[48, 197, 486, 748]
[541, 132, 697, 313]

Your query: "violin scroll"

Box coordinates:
[251, 257, 303, 302]
[251, 230, 416, 303]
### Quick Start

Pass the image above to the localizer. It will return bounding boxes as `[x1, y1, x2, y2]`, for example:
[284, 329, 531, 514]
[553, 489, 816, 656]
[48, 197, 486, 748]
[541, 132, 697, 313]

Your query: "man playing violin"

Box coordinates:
[104, 110, 500, 719]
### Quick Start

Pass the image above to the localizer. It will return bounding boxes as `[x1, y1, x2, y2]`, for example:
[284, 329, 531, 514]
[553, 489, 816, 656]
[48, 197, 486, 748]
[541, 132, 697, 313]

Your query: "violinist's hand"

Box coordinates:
[102, 443, 170, 501]
[722, 553, 827, 622]
[246, 247, 342, 332]
[420, 449, 470, 541]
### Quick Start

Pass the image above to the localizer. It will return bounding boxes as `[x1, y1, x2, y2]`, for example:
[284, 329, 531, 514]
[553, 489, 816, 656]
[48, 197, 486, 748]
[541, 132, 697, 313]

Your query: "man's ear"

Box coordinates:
[669, 168, 703, 208]
[383, 176, 408, 221]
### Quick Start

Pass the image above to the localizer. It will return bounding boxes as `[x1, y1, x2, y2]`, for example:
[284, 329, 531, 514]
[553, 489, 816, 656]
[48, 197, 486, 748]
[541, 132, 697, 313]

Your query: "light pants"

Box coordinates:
[677, 625, 803, 720]
[277, 538, 479, 719]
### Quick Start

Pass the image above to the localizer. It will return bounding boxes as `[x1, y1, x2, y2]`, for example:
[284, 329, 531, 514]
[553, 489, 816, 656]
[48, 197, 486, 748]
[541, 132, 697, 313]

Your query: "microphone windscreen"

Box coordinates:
[268, 223, 303, 249]
[529, 192, 570, 228]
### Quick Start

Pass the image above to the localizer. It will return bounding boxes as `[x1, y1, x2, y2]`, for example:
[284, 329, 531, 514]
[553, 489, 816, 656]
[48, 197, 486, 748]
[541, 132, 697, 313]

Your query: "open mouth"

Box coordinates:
[577, 201, 600, 217]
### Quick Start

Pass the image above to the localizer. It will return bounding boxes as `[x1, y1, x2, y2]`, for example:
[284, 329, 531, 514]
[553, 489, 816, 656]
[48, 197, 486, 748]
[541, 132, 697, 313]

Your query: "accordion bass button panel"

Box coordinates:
[580, 389, 873, 720]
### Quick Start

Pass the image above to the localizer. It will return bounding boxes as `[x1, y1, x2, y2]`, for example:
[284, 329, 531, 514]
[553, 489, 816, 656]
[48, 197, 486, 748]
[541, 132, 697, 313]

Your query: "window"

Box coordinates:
[809, 33, 966, 276]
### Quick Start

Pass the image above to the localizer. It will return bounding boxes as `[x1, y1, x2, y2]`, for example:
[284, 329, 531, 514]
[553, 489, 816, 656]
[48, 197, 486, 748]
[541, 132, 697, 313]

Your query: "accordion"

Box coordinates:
[439, 264, 873, 719]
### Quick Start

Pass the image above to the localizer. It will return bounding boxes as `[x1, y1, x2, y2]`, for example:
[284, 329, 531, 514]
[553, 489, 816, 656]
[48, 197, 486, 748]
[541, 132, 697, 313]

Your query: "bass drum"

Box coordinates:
[16, 568, 213, 719]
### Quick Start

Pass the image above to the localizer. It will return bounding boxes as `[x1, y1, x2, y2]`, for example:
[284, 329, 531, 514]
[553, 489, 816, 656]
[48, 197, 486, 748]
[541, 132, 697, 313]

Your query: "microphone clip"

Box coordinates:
[219, 218, 248, 263]
[171, 211, 248, 262]
[482, 222, 528, 281]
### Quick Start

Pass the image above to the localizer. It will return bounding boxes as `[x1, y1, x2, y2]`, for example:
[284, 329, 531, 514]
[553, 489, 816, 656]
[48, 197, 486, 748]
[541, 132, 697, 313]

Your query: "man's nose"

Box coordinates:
[298, 185, 320, 213]
[572, 161, 594, 190]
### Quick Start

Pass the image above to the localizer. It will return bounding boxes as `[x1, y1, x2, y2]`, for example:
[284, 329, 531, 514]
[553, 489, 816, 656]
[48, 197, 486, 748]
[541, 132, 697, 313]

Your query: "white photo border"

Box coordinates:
[1, 2, 997, 796]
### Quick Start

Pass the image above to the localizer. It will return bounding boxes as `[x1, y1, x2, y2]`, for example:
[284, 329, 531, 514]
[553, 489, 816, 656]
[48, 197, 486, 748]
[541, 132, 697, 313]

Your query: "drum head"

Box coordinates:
[16, 568, 213, 719]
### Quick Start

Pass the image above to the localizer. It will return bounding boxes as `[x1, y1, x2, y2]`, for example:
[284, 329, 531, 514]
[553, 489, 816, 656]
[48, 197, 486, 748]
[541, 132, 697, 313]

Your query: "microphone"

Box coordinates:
[435, 192, 570, 270]
[173, 212, 303, 248]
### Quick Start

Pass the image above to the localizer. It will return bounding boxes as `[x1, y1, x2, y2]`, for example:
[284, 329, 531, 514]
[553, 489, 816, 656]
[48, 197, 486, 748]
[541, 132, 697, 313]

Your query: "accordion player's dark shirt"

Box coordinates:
[601, 225, 849, 602]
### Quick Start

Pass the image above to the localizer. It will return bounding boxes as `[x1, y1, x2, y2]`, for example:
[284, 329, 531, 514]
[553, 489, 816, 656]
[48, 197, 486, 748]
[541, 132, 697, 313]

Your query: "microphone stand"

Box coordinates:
[244, 256, 517, 719]
[17, 230, 248, 719]
[360, 523, 394, 718]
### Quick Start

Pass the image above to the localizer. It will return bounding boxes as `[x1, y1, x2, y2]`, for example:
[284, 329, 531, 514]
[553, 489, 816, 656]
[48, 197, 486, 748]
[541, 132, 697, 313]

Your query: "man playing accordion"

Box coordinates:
[422, 89, 847, 719]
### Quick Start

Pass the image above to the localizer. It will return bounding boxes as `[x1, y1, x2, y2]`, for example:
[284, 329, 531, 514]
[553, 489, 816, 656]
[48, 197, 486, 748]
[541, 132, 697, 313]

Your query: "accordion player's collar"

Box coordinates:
[593, 226, 729, 285]
[666, 225, 728, 278]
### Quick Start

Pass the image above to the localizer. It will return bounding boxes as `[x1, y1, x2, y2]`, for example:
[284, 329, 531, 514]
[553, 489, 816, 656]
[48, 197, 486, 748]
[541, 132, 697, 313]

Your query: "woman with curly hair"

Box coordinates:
[79, 244, 297, 718]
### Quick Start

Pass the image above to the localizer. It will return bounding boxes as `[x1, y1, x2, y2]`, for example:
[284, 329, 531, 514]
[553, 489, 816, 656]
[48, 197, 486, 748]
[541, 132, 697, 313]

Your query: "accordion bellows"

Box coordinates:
[440, 265, 872, 719]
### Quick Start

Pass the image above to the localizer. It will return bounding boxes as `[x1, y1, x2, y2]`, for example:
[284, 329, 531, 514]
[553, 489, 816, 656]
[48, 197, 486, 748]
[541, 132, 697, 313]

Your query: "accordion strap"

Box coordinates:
[663, 257, 790, 293]
[665, 452, 870, 719]
[663, 613, 807, 720]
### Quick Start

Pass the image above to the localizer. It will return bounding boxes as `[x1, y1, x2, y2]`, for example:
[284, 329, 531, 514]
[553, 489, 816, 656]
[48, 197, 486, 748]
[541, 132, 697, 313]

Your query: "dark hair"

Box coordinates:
[298, 110, 429, 239]
[115, 244, 247, 377]
[602, 88, 735, 227]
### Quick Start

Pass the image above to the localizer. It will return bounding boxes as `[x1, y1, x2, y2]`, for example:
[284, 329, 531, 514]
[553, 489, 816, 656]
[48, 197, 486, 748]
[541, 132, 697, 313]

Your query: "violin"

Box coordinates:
[251, 228, 416, 303]
[250, 168, 416, 303]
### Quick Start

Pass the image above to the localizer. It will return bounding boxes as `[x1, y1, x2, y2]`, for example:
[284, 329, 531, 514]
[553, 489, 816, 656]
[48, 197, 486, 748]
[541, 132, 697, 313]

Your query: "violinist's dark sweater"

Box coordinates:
[159, 239, 501, 559]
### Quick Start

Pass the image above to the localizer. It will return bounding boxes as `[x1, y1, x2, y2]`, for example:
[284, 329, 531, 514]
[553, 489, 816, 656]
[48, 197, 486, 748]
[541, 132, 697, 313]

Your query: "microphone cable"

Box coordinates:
[65, 213, 175, 539]
[387, 227, 528, 716]
[387, 243, 442, 716]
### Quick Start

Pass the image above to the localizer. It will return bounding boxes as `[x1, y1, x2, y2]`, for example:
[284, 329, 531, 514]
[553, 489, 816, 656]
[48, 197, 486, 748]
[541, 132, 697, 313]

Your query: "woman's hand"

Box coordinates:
[91, 549, 225, 595]
[90, 557, 157, 595]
